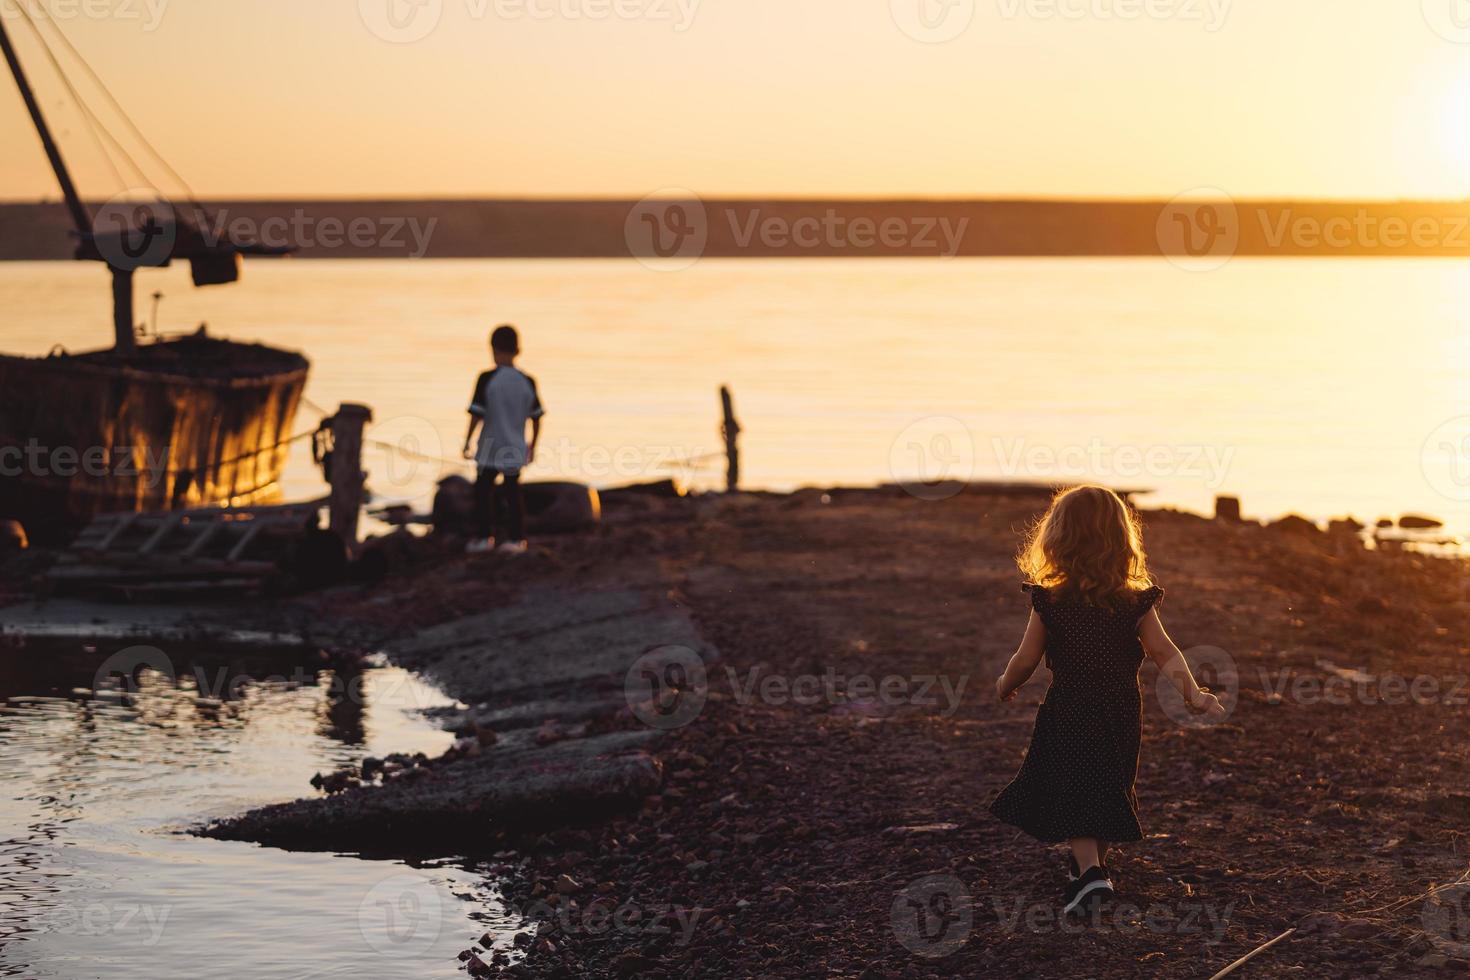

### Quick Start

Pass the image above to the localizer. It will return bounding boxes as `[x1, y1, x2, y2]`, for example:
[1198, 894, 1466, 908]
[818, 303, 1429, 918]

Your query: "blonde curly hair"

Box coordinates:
[1018, 485, 1153, 606]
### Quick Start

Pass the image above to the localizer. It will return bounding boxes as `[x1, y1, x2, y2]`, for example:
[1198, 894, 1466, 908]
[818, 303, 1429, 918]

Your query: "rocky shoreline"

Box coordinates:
[13, 485, 1470, 978]
[200, 582, 709, 852]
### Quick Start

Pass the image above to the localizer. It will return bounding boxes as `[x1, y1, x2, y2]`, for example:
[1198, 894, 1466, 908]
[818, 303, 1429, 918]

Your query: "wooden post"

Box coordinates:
[720, 385, 741, 493]
[1215, 495, 1242, 523]
[111, 267, 137, 355]
[328, 403, 372, 555]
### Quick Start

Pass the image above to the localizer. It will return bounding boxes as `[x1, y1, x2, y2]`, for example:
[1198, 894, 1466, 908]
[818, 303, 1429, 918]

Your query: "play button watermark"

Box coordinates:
[890, 0, 976, 43]
[357, 873, 445, 958]
[624, 190, 709, 272]
[891, 874, 973, 958]
[1423, 0, 1470, 43]
[359, 0, 444, 42]
[625, 645, 708, 730]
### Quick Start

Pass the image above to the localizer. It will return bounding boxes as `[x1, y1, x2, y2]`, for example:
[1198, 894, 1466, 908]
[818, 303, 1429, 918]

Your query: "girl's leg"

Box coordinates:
[1069, 837, 1101, 873]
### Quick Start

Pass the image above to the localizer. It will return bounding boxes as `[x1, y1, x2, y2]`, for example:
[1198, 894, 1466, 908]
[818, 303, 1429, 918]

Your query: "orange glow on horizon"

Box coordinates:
[1, 2, 1469, 201]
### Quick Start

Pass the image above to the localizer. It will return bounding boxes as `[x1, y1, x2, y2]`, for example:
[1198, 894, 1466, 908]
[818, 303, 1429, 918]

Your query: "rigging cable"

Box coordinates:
[34, 0, 203, 208]
[11, 1, 153, 193]
[7, 0, 129, 191]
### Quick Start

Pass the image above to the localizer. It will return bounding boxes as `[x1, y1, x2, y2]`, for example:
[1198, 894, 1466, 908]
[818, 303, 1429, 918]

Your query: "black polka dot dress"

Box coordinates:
[989, 584, 1164, 844]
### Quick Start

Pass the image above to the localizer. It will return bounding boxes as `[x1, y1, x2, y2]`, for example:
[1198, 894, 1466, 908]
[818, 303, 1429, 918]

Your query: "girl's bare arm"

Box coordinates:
[1139, 609, 1226, 716]
[995, 611, 1047, 701]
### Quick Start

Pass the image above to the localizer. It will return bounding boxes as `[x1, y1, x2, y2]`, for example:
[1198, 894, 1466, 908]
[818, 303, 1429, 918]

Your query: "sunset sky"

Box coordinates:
[2, 0, 1470, 201]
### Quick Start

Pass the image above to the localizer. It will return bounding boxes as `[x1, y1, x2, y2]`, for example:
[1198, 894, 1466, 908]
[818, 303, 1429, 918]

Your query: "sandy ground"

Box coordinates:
[12, 486, 1470, 978]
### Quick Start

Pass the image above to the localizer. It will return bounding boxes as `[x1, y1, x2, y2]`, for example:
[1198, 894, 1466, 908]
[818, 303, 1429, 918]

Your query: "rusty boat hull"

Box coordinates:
[0, 332, 309, 538]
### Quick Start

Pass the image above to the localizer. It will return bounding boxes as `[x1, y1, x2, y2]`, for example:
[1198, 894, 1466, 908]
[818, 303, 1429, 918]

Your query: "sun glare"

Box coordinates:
[1438, 97, 1470, 184]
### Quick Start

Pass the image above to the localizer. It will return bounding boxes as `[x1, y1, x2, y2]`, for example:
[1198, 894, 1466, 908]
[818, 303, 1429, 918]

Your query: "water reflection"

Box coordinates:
[0, 636, 510, 979]
[320, 656, 367, 746]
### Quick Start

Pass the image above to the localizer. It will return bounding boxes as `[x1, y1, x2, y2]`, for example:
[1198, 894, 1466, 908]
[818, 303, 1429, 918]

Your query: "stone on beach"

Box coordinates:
[1213, 495, 1242, 523]
[1269, 514, 1320, 535]
[204, 730, 665, 849]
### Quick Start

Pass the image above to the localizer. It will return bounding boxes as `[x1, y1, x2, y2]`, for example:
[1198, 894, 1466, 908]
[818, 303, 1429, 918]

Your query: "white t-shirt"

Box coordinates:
[468, 365, 544, 472]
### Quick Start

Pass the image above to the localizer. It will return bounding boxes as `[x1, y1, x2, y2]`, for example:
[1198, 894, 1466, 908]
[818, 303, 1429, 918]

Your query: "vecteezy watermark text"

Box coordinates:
[532, 439, 711, 482]
[1158, 191, 1470, 270]
[996, 0, 1231, 31]
[489, 0, 699, 27]
[890, 0, 1229, 43]
[1, 0, 169, 31]
[725, 665, 968, 718]
[357, 0, 700, 43]
[34, 902, 173, 947]
[991, 437, 1235, 490]
[1258, 668, 1470, 708]
[92, 648, 449, 713]
[1257, 209, 1470, 252]
[886, 417, 1237, 501]
[726, 209, 969, 256]
[515, 898, 703, 946]
[0, 442, 171, 487]
[624, 646, 970, 731]
[199, 208, 439, 258]
[625, 193, 972, 270]
[995, 896, 1235, 937]
[1152, 645, 1470, 730]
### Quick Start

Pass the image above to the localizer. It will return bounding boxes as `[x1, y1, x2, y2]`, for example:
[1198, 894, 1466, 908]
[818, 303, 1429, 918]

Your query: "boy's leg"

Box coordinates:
[473, 466, 498, 541]
[501, 469, 525, 542]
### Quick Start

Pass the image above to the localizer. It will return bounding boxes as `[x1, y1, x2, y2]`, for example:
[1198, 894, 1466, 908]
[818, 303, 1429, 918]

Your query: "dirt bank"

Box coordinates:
[201, 580, 710, 850]
[160, 489, 1470, 975]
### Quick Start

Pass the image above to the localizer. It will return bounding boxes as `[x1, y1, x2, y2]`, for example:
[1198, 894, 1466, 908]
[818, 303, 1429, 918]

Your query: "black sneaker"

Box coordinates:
[1063, 866, 1114, 916]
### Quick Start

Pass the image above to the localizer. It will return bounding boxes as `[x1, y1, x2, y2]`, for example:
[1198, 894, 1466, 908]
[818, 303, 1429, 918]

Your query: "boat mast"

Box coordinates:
[0, 15, 135, 354]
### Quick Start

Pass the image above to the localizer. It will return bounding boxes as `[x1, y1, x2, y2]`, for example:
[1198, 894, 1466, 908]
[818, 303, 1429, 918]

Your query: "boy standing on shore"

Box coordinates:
[461, 325, 544, 555]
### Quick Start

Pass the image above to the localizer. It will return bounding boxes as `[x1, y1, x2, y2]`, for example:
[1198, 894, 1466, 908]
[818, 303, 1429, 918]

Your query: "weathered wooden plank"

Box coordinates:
[96, 512, 140, 549]
[109, 577, 268, 600]
[181, 519, 225, 557]
[226, 521, 267, 563]
[137, 513, 185, 555]
[48, 559, 277, 581]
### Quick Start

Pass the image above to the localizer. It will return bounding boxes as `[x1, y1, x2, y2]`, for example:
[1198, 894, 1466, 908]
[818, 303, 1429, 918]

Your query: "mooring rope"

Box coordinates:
[134, 428, 318, 478]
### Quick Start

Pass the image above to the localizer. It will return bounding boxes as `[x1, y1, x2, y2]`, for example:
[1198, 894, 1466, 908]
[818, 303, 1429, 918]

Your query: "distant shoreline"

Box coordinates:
[6, 198, 1470, 260]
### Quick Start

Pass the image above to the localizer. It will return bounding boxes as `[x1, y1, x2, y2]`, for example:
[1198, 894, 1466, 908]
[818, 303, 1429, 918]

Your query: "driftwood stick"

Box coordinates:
[720, 385, 741, 493]
[1207, 927, 1296, 980]
[1358, 863, 1470, 916]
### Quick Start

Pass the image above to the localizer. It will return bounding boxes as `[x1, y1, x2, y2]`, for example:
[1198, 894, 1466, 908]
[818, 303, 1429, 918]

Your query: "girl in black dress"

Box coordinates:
[989, 486, 1225, 914]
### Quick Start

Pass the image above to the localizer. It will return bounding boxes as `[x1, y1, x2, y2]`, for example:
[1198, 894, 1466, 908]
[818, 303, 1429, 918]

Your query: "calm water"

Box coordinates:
[5, 257, 1470, 532]
[0, 637, 514, 980]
